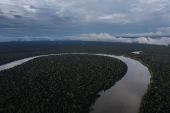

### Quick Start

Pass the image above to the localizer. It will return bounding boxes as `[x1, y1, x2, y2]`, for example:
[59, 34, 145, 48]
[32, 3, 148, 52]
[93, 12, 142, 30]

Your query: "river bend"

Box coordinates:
[0, 53, 150, 113]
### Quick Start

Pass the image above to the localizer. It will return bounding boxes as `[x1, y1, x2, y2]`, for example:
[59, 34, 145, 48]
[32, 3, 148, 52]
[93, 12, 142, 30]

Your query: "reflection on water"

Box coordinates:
[0, 58, 34, 71]
[0, 54, 66, 71]
[132, 51, 142, 54]
[90, 54, 150, 113]
[0, 53, 150, 113]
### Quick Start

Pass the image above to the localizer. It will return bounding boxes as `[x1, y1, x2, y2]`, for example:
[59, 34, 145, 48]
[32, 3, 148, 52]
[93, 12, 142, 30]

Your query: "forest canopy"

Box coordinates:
[0, 54, 127, 113]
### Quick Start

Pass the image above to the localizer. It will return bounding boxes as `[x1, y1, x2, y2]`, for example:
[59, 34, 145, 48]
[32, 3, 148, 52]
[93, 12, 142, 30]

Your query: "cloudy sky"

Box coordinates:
[0, 0, 170, 44]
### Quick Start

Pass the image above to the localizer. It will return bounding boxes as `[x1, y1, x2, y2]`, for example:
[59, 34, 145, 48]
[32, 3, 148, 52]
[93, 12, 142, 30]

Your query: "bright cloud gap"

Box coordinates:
[1, 33, 170, 46]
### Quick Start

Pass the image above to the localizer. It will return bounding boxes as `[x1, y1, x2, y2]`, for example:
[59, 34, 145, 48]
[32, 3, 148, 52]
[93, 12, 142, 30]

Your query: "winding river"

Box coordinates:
[0, 53, 150, 113]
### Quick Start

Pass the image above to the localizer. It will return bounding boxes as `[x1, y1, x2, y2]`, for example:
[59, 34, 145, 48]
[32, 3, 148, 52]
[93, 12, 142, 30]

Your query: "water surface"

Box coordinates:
[131, 51, 142, 54]
[90, 54, 150, 113]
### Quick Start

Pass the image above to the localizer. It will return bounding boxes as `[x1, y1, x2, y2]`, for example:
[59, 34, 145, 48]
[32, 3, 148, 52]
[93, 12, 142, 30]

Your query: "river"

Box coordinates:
[0, 53, 150, 113]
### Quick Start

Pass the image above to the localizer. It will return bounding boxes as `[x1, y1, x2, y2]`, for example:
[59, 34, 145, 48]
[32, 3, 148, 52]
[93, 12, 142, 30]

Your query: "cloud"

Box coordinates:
[98, 14, 132, 24]
[23, 5, 37, 13]
[65, 33, 170, 46]
[0, 0, 170, 37]
[98, 14, 126, 20]
[1, 33, 170, 46]
[0, 36, 55, 42]
[121, 31, 164, 37]
[0, 11, 3, 14]
[156, 27, 170, 33]
[13, 15, 22, 19]
[139, 0, 161, 4]
[65, 33, 133, 43]
[156, 31, 162, 35]
[134, 37, 170, 45]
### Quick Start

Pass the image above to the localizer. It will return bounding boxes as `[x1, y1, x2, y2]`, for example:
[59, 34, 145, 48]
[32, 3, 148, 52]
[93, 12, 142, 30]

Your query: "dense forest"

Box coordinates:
[1, 41, 169, 66]
[0, 41, 170, 113]
[0, 54, 127, 113]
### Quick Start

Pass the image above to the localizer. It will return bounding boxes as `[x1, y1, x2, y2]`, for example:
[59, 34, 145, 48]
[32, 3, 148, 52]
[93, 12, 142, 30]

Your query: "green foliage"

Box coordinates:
[0, 41, 162, 65]
[0, 54, 127, 113]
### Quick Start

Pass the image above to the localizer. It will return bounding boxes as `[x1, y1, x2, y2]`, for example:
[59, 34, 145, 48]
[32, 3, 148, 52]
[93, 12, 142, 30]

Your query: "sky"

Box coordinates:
[0, 0, 170, 45]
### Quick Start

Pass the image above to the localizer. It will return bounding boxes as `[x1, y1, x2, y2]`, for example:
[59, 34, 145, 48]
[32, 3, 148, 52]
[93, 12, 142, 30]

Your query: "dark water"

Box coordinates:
[0, 53, 150, 113]
[90, 54, 150, 113]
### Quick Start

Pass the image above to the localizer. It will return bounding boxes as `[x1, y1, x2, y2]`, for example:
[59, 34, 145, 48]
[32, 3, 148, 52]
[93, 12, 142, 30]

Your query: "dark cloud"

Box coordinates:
[29, 5, 36, 9]
[0, 0, 170, 39]
[0, 15, 5, 20]
[13, 15, 22, 19]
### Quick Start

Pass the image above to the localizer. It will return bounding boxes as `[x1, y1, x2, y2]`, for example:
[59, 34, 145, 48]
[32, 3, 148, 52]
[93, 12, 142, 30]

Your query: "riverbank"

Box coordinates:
[124, 53, 170, 113]
[90, 54, 150, 113]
